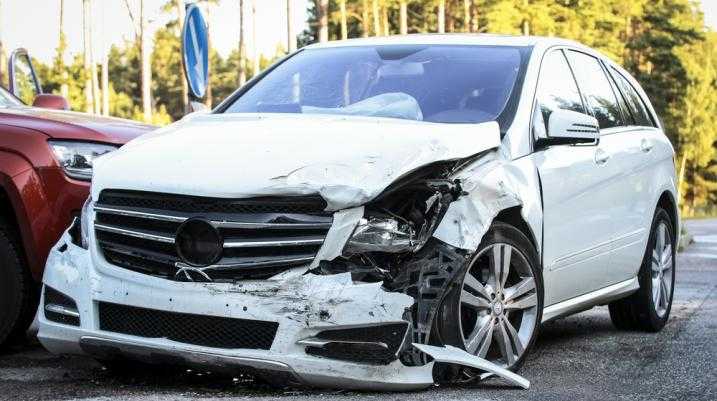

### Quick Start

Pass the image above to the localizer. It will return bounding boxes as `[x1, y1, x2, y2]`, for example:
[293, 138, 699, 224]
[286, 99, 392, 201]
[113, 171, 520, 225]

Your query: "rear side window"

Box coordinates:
[610, 68, 655, 127]
[535, 50, 586, 132]
[566, 50, 624, 129]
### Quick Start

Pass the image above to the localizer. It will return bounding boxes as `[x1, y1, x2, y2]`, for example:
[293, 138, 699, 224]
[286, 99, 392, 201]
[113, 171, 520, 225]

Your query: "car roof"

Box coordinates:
[304, 33, 588, 51]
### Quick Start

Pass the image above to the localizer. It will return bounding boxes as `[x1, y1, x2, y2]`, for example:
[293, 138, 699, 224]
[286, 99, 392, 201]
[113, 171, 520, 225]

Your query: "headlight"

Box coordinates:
[80, 197, 92, 249]
[344, 217, 416, 254]
[49, 140, 117, 181]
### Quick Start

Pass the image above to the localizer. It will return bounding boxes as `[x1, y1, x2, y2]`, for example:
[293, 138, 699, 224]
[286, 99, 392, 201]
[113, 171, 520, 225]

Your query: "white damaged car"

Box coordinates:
[38, 35, 678, 390]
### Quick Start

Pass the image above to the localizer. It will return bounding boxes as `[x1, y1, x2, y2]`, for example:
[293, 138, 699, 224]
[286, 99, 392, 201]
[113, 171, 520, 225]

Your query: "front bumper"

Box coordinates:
[37, 231, 434, 390]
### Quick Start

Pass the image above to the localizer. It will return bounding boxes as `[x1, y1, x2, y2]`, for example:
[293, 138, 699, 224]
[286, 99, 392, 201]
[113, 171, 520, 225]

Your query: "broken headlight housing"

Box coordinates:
[79, 196, 92, 249]
[344, 217, 417, 254]
[343, 171, 464, 257]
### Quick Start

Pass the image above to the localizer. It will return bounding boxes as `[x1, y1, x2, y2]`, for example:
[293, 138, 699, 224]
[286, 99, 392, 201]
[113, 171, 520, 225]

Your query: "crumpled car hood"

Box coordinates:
[92, 113, 500, 210]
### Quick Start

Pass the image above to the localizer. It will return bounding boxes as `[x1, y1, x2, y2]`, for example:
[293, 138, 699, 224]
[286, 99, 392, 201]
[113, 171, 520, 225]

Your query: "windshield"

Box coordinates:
[223, 45, 530, 125]
[0, 86, 22, 107]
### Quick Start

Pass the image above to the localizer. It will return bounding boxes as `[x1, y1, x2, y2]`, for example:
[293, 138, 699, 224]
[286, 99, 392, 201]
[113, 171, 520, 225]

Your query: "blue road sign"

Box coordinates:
[182, 4, 209, 99]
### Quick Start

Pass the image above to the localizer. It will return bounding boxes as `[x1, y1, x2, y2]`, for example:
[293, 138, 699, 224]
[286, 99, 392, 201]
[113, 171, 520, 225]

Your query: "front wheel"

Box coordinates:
[434, 222, 543, 377]
[0, 220, 34, 347]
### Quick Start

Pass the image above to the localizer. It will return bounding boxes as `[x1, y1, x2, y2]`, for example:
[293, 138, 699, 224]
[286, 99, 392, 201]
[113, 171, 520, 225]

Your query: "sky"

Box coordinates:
[704, 0, 717, 31]
[1, 0, 715, 66]
[0, 0, 311, 65]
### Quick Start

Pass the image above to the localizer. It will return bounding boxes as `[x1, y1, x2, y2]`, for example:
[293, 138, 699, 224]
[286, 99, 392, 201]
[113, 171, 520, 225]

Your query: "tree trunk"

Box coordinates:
[238, 0, 246, 85]
[372, 0, 380, 36]
[317, 0, 329, 42]
[176, 0, 188, 113]
[437, 0, 445, 33]
[140, 0, 152, 122]
[286, 0, 296, 52]
[101, 50, 109, 115]
[399, 1, 407, 35]
[521, 0, 529, 36]
[82, 0, 93, 113]
[59, 0, 69, 98]
[90, 5, 101, 116]
[361, 0, 369, 37]
[382, 3, 389, 36]
[339, 0, 348, 40]
[471, 2, 479, 32]
[463, 0, 470, 32]
[252, 0, 260, 74]
[100, 4, 108, 115]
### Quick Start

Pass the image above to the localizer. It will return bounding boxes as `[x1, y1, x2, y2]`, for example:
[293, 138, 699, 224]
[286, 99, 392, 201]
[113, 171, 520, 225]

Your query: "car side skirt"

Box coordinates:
[541, 277, 639, 323]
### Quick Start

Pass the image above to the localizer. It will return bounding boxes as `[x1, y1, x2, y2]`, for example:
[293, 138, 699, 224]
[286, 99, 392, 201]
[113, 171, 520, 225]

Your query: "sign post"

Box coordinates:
[181, 3, 209, 111]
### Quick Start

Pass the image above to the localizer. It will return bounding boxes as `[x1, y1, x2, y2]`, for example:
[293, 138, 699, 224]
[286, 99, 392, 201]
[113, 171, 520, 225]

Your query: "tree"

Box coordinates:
[82, 0, 93, 113]
[399, 0, 408, 34]
[437, 0, 445, 33]
[339, 0, 348, 39]
[57, 0, 69, 99]
[90, 1, 100, 114]
[317, 0, 329, 42]
[372, 0, 380, 35]
[175, 0, 188, 112]
[673, 33, 717, 212]
[238, 0, 247, 85]
[139, 0, 151, 121]
[252, 0, 260, 74]
[124, 0, 153, 122]
[362, 0, 370, 37]
[287, 0, 297, 52]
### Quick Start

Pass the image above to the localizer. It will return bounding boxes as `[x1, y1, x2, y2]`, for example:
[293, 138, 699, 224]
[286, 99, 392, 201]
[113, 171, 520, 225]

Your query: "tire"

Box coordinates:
[609, 207, 675, 332]
[0, 219, 35, 347]
[433, 222, 543, 379]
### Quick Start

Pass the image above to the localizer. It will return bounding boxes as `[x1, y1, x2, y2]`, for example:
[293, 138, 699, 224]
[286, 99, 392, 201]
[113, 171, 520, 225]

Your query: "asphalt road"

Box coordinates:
[1, 219, 715, 401]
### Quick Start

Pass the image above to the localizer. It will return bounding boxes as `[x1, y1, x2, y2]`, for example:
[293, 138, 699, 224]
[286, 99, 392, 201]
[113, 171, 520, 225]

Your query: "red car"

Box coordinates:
[0, 49, 154, 346]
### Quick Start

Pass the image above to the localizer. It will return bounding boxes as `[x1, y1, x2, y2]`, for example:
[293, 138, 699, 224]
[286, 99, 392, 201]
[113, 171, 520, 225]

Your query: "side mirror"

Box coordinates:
[8, 48, 43, 104]
[32, 94, 70, 111]
[547, 109, 599, 144]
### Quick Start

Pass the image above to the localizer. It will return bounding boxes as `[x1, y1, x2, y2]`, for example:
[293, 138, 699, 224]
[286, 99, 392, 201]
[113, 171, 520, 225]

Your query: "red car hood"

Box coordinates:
[0, 106, 155, 144]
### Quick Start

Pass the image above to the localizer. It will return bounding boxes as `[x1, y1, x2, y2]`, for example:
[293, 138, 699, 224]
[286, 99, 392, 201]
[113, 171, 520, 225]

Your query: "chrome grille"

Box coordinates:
[94, 190, 332, 281]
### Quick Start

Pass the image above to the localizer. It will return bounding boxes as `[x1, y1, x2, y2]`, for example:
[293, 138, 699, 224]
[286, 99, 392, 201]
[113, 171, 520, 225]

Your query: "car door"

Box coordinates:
[601, 65, 666, 281]
[566, 50, 655, 287]
[531, 49, 621, 306]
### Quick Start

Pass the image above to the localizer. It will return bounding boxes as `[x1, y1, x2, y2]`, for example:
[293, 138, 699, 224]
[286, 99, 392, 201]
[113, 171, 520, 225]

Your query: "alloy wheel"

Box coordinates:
[651, 222, 674, 318]
[458, 243, 538, 367]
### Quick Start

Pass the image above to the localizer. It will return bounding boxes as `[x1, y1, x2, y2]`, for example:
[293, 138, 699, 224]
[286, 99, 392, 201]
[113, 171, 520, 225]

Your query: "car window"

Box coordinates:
[534, 50, 586, 132]
[12, 56, 39, 105]
[610, 68, 655, 127]
[566, 50, 624, 129]
[224, 45, 531, 126]
[605, 69, 634, 126]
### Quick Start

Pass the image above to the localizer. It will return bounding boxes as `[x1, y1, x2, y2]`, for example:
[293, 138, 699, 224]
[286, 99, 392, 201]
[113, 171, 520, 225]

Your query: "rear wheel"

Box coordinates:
[609, 207, 675, 331]
[0, 220, 34, 347]
[434, 222, 543, 378]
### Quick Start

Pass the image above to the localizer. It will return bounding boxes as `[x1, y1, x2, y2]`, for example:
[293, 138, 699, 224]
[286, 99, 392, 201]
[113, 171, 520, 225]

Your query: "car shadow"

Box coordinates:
[535, 308, 625, 347]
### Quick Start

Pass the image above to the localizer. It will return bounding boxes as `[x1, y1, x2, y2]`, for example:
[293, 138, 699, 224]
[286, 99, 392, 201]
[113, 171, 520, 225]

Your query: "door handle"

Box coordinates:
[640, 138, 654, 153]
[594, 148, 610, 165]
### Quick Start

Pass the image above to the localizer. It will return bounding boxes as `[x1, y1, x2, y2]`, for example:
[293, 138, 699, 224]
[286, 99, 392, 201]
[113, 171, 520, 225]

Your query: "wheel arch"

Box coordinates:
[493, 206, 540, 263]
[0, 166, 44, 282]
[656, 191, 679, 239]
